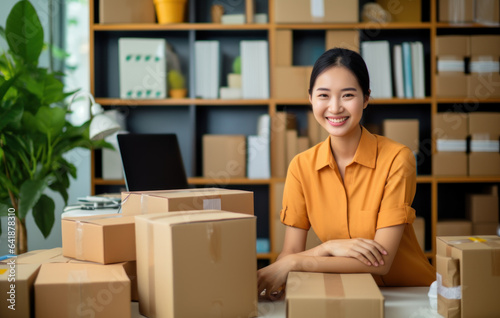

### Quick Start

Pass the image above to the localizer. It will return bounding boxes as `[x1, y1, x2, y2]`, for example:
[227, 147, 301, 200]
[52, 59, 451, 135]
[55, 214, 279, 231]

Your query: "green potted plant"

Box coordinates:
[0, 0, 111, 254]
[168, 69, 187, 98]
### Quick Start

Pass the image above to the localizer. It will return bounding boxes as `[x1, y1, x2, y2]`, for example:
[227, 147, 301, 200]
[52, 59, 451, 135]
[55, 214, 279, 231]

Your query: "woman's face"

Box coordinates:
[309, 66, 368, 139]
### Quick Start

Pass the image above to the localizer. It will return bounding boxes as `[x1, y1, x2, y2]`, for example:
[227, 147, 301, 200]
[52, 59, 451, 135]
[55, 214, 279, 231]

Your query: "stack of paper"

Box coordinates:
[361, 41, 393, 99]
[195, 41, 220, 99]
[241, 40, 269, 99]
[393, 41, 425, 98]
[247, 114, 271, 179]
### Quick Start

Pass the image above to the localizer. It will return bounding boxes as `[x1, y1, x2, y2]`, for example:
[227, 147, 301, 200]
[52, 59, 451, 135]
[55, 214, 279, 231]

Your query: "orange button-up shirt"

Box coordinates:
[281, 126, 435, 286]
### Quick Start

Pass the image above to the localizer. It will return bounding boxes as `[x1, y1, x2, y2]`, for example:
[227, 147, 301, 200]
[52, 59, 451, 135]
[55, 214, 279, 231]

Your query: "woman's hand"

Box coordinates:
[257, 254, 298, 301]
[320, 238, 388, 266]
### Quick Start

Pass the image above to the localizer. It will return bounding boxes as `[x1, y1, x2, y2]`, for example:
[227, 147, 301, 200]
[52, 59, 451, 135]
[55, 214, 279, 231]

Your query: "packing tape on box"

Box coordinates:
[207, 223, 221, 263]
[75, 221, 84, 260]
[446, 237, 500, 276]
[67, 268, 88, 317]
[324, 274, 346, 316]
[73, 214, 124, 260]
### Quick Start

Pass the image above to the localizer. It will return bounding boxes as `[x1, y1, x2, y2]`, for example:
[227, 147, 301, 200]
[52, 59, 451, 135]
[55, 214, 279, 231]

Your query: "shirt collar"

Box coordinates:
[315, 126, 377, 171]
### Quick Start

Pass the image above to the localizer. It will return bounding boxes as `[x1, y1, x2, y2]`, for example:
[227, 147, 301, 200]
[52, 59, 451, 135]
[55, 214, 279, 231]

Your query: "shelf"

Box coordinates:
[436, 98, 500, 104]
[94, 178, 126, 186]
[435, 22, 500, 28]
[95, 98, 271, 106]
[92, 23, 270, 31]
[188, 177, 271, 185]
[435, 176, 500, 183]
[275, 22, 432, 30]
[274, 97, 432, 105]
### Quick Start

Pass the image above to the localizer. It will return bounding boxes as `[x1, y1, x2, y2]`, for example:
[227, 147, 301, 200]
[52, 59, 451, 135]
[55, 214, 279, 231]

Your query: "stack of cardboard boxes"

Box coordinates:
[433, 112, 500, 176]
[439, 0, 499, 24]
[1, 188, 258, 318]
[436, 35, 500, 99]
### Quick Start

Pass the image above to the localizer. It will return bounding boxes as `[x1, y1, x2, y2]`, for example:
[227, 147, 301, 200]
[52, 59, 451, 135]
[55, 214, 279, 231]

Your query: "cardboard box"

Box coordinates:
[274, 0, 358, 23]
[467, 73, 500, 98]
[433, 152, 468, 176]
[203, 135, 246, 179]
[35, 263, 130, 318]
[475, 0, 500, 24]
[325, 30, 360, 53]
[469, 152, 500, 176]
[439, 0, 474, 22]
[436, 36, 470, 57]
[468, 112, 500, 139]
[274, 67, 309, 99]
[472, 223, 499, 235]
[436, 236, 500, 318]
[100, 0, 155, 24]
[376, 0, 422, 22]
[121, 187, 254, 216]
[62, 214, 136, 264]
[466, 194, 499, 223]
[436, 73, 467, 98]
[433, 112, 468, 140]
[469, 35, 500, 56]
[69, 259, 139, 302]
[135, 210, 257, 318]
[413, 216, 426, 251]
[437, 220, 472, 236]
[383, 119, 420, 153]
[286, 272, 384, 318]
[275, 30, 293, 66]
[0, 263, 40, 318]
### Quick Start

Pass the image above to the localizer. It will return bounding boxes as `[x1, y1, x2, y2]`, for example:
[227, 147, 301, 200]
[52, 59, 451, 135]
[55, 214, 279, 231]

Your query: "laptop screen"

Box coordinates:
[117, 133, 189, 191]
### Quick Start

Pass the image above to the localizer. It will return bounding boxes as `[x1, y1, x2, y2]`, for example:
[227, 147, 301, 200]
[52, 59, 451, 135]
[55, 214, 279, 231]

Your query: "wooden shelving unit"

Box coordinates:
[89, 0, 500, 265]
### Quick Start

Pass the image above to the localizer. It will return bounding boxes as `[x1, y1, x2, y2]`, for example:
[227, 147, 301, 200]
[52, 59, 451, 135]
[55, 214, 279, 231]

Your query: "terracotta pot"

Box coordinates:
[169, 88, 187, 98]
[154, 0, 187, 24]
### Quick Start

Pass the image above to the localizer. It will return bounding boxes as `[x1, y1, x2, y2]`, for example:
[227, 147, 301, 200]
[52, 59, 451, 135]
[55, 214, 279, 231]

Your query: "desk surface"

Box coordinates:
[131, 286, 441, 318]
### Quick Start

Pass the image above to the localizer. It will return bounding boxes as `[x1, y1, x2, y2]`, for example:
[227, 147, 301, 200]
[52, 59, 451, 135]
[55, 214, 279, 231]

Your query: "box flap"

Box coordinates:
[62, 214, 135, 226]
[135, 210, 255, 225]
[35, 263, 129, 285]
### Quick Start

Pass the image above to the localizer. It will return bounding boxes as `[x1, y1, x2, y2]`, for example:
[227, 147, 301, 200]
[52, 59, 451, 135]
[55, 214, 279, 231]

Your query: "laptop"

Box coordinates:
[117, 133, 189, 191]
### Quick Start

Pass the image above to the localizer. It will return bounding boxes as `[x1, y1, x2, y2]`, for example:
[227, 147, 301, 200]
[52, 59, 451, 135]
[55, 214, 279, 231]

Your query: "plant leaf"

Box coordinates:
[32, 194, 55, 238]
[40, 73, 65, 105]
[0, 101, 23, 132]
[0, 26, 5, 41]
[0, 72, 19, 101]
[35, 106, 66, 136]
[18, 178, 48, 219]
[5, 0, 44, 64]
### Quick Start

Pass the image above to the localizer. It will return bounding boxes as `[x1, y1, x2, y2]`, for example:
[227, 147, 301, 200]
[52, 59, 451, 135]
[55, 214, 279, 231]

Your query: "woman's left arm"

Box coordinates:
[295, 223, 405, 275]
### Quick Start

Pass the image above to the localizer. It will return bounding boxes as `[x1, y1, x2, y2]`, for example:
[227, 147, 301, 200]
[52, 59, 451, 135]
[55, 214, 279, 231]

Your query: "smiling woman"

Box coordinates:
[257, 48, 435, 300]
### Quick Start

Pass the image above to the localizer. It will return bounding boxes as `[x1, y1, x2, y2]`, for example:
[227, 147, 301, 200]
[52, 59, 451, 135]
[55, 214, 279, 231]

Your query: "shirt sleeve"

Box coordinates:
[376, 147, 417, 229]
[280, 156, 311, 230]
